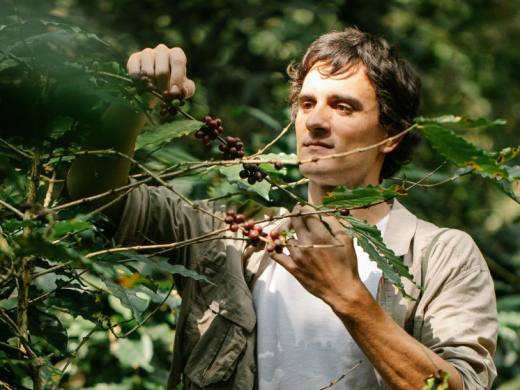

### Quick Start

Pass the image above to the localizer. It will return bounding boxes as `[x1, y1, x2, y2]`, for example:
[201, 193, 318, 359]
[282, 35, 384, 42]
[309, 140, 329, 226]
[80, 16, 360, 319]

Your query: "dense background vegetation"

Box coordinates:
[1, 0, 520, 389]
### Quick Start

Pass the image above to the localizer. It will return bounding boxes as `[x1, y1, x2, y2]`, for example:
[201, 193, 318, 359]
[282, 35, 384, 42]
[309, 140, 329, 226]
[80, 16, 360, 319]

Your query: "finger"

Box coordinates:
[127, 52, 141, 76]
[153, 44, 171, 93]
[290, 204, 310, 240]
[284, 237, 302, 262]
[269, 249, 298, 275]
[323, 216, 353, 245]
[169, 47, 187, 96]
[299, 206, 331, 243]
[140, 48, 156, 85]
[181, 77, 196, 99]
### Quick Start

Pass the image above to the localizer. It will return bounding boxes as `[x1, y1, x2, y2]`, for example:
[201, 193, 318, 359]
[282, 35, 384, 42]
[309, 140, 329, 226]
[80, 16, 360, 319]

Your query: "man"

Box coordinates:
[67, 29, 497, 390]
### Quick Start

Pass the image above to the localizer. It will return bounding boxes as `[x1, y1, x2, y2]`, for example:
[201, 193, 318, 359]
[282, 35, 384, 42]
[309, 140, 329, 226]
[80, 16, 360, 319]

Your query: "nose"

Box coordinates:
[305, 102, 331, 134]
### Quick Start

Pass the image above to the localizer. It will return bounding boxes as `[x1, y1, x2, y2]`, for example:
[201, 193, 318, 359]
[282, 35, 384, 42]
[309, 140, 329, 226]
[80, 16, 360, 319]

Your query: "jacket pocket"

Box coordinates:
[184, 314, 246, 387]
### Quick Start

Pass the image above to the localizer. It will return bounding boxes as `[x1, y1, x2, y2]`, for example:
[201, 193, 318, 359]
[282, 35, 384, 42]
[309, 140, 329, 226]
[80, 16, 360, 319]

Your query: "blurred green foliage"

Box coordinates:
[1, 0, 520, 389]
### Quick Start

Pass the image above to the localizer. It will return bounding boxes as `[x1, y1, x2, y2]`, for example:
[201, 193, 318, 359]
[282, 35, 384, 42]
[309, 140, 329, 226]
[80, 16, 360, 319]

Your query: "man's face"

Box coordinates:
[295, 63, 391, 189]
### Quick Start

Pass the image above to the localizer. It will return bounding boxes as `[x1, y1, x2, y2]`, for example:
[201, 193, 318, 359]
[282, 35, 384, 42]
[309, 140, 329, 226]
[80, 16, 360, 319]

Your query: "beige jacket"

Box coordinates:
[115, 184, 497, 390]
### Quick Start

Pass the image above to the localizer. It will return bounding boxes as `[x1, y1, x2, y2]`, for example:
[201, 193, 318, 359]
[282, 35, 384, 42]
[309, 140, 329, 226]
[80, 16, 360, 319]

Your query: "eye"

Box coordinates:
[300, 100, 314, 111]
[336, 103, 353, 113]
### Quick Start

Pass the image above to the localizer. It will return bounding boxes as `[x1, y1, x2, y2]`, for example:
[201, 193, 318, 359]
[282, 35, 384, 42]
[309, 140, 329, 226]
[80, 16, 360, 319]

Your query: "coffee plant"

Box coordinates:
[0, 15, 519, 390]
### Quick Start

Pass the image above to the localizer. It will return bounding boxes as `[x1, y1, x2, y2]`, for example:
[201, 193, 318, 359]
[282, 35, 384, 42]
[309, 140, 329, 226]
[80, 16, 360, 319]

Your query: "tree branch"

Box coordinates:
[315, 361, 361, 390]
[0, 137, 32, 159]
[0, 199, 24, 219]
[249, 122, 292, 158]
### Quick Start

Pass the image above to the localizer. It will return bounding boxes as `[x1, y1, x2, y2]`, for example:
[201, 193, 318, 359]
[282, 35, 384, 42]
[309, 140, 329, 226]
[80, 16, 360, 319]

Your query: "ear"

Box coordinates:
[378, 132, 402, 154]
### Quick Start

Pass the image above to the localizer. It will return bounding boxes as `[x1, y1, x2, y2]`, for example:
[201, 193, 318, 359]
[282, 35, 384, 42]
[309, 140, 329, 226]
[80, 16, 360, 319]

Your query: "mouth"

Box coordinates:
[303, 140, 334, 151]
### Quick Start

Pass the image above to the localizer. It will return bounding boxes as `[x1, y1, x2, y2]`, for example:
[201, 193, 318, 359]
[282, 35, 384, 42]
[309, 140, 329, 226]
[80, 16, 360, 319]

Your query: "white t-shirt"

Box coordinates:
[252, 213, 390, 390]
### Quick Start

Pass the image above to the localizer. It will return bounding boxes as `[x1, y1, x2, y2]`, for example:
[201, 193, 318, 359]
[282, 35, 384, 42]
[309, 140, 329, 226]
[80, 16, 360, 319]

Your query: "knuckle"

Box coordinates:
[142, 48, 153, 55]
[155, 43, 168, 50]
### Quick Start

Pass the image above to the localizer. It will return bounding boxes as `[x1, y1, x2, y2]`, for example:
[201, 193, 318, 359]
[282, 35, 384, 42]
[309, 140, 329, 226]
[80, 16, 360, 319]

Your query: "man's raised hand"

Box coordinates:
[127, 45, 195, 101]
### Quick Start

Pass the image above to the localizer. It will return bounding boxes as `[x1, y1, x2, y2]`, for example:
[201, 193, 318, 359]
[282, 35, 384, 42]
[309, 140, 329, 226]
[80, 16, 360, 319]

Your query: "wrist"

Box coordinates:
[328, 278, 376, 321]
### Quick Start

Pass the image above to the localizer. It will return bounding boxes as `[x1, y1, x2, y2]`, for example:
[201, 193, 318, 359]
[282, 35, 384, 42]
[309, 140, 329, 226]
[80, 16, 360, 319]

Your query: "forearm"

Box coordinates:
[66, 98, 158, 221]
[330, 282, 463, 390]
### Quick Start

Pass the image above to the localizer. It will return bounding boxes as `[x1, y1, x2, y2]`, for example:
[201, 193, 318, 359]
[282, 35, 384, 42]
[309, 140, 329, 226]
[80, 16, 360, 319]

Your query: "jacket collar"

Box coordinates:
[382, 199, 418, 257]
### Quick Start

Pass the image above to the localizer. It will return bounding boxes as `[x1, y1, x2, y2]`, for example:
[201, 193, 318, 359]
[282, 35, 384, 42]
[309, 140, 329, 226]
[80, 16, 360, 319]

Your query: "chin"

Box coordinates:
[299, 162, 346, 189]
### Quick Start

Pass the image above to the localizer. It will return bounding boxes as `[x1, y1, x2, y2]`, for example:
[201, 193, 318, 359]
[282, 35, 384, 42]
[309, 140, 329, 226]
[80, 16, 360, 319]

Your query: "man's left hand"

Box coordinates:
[269, 204, 363, 307]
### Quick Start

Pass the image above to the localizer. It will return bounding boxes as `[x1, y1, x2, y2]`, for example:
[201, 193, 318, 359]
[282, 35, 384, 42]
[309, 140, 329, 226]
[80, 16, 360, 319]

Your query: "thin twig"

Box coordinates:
[0, 380, 14, 390]
[315, 361, 362, 390]
[0, 341, 24, 354]
[404, 162, 447, 191]
[0, 137, 32, 159]
[249, 122, 292, 158]
[0, 199, 24, 219]
[51, 227, 90, 244]
[0, 306, 35, 358]
[52, 323, 101, 389]
[43, 170, 56, 208]
[392, 168, 471, 189]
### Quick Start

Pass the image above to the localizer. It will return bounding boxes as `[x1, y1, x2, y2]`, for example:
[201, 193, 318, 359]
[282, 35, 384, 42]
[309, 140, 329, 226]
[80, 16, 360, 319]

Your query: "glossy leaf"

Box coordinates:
[14, 235, 83, 263]
[322, 184, 404, 208]
[51, 289, 102, 323]
[415, 115, 506, 128]
[491, 179, 520, 204]
[339, 216, 419, 300]
[40, 363, 63, 387]
[422, 125, 509, 178]
[255, 153, 298, 175]
[102, 277, 148, 323]
[219, 163, 272, 200]
[122, 252, 211, 284]
[52, 218, 92, 237]
[135, 120, 204, 150]
[28, 307, 68, 353]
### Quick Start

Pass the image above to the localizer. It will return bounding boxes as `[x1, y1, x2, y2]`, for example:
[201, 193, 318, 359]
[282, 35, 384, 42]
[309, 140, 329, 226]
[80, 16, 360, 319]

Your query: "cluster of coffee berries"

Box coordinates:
[243, 218, 264, 246]
[265, 229, 284, 253]
[159, 90, 185, 118]
[224, 210, 245, 232]
[130, 70, 154, 96]
[195, 116, 224, 146]
[338, 208, 350, 217]
[240, 158, 268, 185]
[220, 136, 245, 160]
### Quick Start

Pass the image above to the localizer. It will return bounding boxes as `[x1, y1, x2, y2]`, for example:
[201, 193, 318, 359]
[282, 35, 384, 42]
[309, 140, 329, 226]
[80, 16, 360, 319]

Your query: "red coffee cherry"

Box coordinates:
[274, 162, 283, 170]
[244, 219, 255, 230]
[230, 223, 239, 232]
[248, 230, 259, 240]
[269, 229, 280, 240]
[235, 214, 245, 224]
[266, 243, 275, 252]
[226, 210, 236, 218]
[340, 208, 350, 217]
[253, 225, 263, 234]
[225, 216, 235, 224]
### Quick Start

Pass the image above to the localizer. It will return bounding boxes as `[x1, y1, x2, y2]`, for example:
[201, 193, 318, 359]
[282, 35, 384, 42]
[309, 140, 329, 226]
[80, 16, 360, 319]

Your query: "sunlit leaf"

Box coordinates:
[219, 163, 272, 200]
[339, 216, 419, 300]
[40, 362, 63, 387]
[122, 252, 211, 284]
[102, 278, 148, 323]
[255, 152, 298, 175]
[135, 120, 203, 150]
[415, 115, 506, 128]
[322, 184, 404, 208]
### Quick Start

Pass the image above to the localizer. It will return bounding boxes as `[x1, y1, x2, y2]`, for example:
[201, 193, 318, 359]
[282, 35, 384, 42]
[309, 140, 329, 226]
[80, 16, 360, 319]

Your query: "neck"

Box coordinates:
[307, 180, 391, 226]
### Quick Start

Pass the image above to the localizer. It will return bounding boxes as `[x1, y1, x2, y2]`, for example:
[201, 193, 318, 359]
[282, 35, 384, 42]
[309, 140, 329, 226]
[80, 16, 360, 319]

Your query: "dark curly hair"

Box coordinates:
[288, 28, 422, 180]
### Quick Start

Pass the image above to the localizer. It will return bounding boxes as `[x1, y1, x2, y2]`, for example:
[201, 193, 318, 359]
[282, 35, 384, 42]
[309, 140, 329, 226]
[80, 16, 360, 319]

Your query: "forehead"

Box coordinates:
[300, 63, 376, 101]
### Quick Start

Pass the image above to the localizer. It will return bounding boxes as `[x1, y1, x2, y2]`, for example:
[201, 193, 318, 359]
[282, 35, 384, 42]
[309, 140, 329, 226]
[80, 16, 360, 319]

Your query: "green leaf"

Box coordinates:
[322, 184, 404, 208]
[339, 216, 419, 300]
[50, 289, 102, 323]
[255, 153, 298, 175]
[102, 277, 148, 323]
[491, 179, 520, 204]
[135, 120, 203, 150]
[52, 78, 136, 112]
[219, 163, 272, 200]
[52, 218, 92, 237]
[489, 147, 520, 165]
[0, 19, 108, 45]
[113, 333, 154, 372]
[422, 125, 510, 178]
[236, 106, 283, 130]
[415, 115, 506, 128]
[40, 362, 63, 388]
[0, 58, 18, 73]
[122, 252, 212, 284]
[28, 307, 68, 353]
[14, 235, 83, 263]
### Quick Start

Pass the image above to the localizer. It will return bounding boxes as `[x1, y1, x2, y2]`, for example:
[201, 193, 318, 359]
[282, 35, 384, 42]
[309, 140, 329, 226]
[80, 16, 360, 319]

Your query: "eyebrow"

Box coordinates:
[298, 93, 364, 110]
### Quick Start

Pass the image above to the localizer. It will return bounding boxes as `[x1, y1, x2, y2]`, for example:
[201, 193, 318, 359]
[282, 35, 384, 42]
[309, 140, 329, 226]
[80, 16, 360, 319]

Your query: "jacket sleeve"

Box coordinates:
[416, 229, 498, 390]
